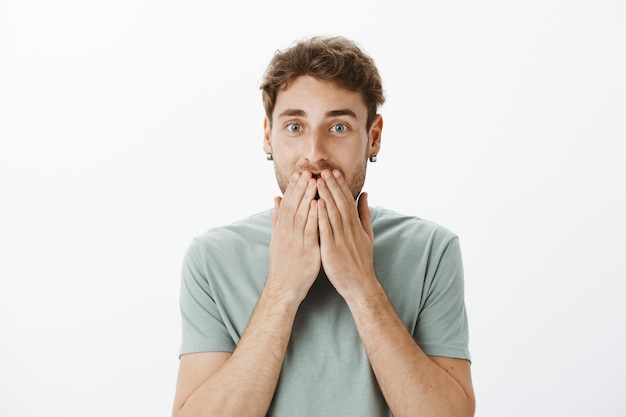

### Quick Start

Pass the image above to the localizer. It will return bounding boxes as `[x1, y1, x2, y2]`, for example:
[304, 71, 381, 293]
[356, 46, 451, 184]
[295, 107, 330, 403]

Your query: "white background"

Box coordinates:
[1, 1, 624, 416]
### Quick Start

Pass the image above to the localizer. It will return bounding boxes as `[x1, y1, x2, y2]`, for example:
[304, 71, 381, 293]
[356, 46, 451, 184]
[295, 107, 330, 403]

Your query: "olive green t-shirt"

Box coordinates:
[179, 206, 470, 416]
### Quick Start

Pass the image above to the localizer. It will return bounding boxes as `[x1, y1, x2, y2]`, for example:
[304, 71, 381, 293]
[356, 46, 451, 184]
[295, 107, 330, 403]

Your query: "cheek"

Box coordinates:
[273, 150, 299, 171]
[272, 138, 303, 160]
[339, 143, 369, 166]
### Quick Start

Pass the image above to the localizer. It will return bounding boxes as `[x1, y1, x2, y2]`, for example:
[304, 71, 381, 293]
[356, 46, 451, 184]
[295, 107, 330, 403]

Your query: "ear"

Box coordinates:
[263, 117, 272, 154]
[368, 114, 383, 156]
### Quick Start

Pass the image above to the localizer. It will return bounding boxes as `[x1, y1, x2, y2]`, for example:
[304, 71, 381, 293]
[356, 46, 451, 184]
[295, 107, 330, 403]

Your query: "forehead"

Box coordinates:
[274, 75, 367, 119]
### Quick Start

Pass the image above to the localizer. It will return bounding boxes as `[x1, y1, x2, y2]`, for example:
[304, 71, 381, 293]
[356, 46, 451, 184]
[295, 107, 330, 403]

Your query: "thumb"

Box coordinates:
[272, 196, 282, 226]
[358, 192, 374, 240]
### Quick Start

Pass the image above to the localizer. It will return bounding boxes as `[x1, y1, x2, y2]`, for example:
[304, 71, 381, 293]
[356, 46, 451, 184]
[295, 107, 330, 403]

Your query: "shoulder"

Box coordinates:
[371, 206, 458, 248]
[185, 209, 273, 261]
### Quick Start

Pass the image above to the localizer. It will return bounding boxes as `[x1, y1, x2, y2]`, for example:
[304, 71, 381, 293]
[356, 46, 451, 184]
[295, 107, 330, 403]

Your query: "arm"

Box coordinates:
[344, 280, 475, 417]
[317, 169, 475, 417]
[173, 172, 321, 417]
[172, 291, 300, 417]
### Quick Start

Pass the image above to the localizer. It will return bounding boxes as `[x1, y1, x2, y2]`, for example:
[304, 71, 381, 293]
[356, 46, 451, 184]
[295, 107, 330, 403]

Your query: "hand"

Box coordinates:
[266, 171, 321, 304]
[316, 169, 377, 299]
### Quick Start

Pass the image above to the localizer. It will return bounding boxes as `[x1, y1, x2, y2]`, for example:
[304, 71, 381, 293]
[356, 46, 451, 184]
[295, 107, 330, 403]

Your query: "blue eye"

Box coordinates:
[287, 123, 302, 133]
[331, 124, 348, 133]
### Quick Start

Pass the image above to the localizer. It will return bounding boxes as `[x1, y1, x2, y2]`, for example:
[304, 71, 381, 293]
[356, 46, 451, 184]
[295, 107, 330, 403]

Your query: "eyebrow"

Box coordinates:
[276, 108, 358, 119]
[326, 109, 357, 119]
[277, 109, 306, 118]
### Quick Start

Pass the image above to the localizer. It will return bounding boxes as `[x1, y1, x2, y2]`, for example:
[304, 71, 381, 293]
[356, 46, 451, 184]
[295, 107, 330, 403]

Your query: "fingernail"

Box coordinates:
[333, 169, 341, 178]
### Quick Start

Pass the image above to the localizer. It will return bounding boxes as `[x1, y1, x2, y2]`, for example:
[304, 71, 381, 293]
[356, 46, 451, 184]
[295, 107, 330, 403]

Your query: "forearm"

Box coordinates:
[176, 291, 300, 417]
[345, 280, 474, 417]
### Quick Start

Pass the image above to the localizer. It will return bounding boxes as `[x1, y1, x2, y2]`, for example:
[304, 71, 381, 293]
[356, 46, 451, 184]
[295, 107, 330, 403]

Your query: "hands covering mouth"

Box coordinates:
[268, 167, 375, 303]
[299, 170, 327, 200]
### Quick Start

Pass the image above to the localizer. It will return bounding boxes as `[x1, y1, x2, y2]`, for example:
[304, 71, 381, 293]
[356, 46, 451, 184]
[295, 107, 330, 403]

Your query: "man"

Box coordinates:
[173, 36, 475, 417]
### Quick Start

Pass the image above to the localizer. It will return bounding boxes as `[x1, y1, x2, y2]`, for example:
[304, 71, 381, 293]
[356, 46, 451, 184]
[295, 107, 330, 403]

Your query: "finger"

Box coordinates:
[317, 198, 334, 245]
[280, 172, 301, 210]
[281, 171, 312, 221]
[322, 170, 356, 220]
[304, 199, 320, 248]
[295, 178, 317, 228]
[358, 192, 374, 241]
[322, 170, 360, 238]
[317, 177, 342, 236]
[332, 168, 356, 203]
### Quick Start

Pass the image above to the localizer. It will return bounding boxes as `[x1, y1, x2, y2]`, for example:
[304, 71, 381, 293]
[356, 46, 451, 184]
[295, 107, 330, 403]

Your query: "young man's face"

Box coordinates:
[263, 75, 382, 199]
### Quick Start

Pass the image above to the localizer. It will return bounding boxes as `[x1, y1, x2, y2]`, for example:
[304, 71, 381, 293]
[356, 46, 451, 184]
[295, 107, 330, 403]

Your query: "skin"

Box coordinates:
[265, 76, 375, 199]
[173, 76, 475, 417]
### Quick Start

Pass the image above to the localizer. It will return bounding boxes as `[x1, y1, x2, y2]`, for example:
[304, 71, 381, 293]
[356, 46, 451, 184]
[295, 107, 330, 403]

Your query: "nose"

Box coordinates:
[303, 128, 328, 164]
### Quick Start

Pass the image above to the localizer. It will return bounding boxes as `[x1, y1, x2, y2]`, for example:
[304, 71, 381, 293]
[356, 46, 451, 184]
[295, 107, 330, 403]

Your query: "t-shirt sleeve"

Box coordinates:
[178, 238, 236, 356]
[413, 236, 471, 361]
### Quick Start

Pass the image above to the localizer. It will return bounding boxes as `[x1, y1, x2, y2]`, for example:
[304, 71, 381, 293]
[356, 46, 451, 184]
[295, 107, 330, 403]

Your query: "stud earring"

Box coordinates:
[369, 154, 378, 163]
[266, 153, 273, 161]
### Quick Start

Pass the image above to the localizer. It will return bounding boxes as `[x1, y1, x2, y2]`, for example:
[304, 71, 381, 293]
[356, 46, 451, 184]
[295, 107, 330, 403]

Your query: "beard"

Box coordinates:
[274, 157, 368, 201]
